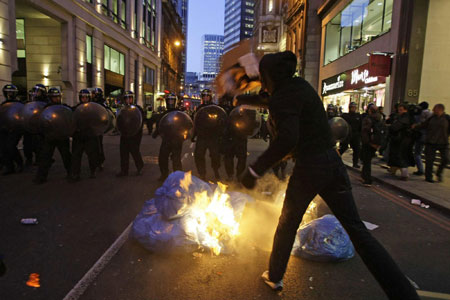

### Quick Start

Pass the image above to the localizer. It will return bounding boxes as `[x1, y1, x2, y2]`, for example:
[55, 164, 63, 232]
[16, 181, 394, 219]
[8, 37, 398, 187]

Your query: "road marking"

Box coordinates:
[418, 290, 450, 299]
[62, 222, 132, 300]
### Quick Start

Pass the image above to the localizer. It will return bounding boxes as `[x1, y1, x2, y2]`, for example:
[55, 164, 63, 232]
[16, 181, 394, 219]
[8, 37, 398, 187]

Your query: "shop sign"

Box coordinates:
[368, 54, 392, 77]
[322, 73, 346, 96]
[347, 64, 385, 90]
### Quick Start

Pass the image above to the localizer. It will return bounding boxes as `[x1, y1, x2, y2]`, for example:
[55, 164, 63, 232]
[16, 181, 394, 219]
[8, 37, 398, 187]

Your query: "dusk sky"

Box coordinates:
[186, 0, 225, 73]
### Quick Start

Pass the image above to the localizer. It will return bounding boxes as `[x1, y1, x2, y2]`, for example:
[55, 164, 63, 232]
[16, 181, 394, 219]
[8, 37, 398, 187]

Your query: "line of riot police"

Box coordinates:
[1, 85, 263, 184]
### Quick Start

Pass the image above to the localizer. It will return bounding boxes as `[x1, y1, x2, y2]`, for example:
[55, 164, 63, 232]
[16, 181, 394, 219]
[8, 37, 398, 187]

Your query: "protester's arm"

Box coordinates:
[235, 92, 270, 108]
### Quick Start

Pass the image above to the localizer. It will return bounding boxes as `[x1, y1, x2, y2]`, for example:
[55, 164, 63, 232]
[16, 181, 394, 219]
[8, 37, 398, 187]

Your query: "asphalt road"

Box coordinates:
[0, 136, 449, 300]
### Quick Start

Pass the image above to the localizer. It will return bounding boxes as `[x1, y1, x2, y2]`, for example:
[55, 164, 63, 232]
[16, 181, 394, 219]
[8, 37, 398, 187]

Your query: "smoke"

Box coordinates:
[226, 173, 331, 253]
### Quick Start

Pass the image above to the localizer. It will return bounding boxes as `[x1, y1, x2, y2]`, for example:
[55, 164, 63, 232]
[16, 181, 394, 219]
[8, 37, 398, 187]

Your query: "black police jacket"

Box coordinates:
[251, 77, 334, 175]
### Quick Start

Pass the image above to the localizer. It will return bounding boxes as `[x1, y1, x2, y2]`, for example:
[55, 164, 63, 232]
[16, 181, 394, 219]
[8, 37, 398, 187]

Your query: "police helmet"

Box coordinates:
[92, 87, 104, 103]
[201, 89, 213, 103]
[79, 89, 91, 103]
[48, 87, 62, 103]
[165, 93, 178, 109]
[123, 90, 134, 104]
[3, 84, 18, 101]
[31, 84, 47, 102]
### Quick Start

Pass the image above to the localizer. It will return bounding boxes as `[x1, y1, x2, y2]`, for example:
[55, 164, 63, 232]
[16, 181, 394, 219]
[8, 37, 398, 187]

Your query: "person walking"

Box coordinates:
[413, 104, 449, 182]
[238, 51, 419, 299]
[340, 102, 362, 168]
[412, 102, 432, 176]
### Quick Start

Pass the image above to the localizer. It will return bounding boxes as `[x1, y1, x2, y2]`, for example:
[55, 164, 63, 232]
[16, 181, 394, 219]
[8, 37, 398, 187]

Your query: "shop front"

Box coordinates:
[322, 63, 387, 113]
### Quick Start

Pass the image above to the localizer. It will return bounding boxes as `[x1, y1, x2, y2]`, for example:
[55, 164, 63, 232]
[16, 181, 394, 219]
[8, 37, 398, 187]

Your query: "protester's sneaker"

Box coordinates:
[261, 271, 283, 291]
[425, 178, 435, 183]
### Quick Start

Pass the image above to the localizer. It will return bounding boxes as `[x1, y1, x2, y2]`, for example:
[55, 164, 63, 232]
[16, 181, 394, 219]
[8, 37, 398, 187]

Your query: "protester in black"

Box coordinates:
[34, 88, 72, 184]
[339, 102, 362, 168]
[0, 84, 23, 175]
[116, 91, 144, 177]
[152, 94, 185, 181]
[70, 89, 100, 181]
[238, 51, 419, 299]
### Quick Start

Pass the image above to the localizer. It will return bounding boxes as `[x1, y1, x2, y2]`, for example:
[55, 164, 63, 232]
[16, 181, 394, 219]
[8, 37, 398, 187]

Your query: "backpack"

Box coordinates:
[370, 119, 387, 146]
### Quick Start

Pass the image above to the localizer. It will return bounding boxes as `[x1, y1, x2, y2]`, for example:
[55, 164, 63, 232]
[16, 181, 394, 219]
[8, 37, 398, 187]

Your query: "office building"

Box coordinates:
[200, 34, 224, 81]
[224, 0, 255, 53]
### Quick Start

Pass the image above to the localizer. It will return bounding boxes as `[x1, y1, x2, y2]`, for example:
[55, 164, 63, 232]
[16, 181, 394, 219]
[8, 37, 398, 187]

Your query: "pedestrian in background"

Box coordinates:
[387, 103, 414, 180]
[412, 102, 432, 176]
[339, 102, 362, 168]
[360, 105, 385, 186]
[413, 104, 449, 182]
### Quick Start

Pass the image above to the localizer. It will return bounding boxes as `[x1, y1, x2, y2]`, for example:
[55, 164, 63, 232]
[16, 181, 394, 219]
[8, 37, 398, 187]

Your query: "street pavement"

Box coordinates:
[0, 136, 449, 300]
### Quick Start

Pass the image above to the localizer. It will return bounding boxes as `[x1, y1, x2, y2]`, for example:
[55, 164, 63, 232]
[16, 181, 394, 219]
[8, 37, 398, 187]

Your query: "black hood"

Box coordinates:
[259, 51, 297, 84]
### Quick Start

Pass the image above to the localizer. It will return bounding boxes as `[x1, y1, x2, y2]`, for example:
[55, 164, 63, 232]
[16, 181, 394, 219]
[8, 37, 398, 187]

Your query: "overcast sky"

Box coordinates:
[186, 0, 225, 73]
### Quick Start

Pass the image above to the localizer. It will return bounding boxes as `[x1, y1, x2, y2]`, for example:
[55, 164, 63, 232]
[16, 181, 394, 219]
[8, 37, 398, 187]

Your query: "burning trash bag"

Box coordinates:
[292, 214, 355, 262]
[131, 171, 252, 254]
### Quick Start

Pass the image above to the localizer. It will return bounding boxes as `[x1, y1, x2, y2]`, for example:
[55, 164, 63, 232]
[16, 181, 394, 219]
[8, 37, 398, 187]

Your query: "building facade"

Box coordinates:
[253, 0, 287, 55]
[200, 34, 224, 81]
[224, 0, 255, 53]
[2, 0, 167, 107]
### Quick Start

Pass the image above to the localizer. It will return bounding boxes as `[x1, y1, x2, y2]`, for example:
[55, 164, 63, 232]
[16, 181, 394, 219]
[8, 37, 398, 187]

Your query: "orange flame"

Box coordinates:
[26, 273, 40, 288]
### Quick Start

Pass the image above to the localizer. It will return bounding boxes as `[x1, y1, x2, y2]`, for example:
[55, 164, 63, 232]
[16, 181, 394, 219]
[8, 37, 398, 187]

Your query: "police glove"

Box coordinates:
[240, 166, 260, 190]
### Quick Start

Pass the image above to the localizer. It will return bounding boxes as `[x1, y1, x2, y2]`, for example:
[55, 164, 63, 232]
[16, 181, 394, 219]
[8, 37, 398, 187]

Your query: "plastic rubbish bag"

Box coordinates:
[131, 171, 252, 253]
[292, 214, 355, 262]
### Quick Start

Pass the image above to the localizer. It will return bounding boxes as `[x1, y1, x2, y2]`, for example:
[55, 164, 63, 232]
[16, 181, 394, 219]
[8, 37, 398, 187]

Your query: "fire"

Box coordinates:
[26, 273, 40, 288]
[179, 172, 240, 255]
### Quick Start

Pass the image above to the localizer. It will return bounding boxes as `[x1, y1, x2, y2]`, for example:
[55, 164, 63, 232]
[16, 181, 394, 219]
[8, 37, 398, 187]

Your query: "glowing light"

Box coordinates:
[26, 273, 40, 288]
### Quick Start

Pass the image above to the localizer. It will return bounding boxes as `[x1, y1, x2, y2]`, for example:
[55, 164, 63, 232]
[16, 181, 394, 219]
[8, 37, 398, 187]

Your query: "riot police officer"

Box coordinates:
[22, 84, 48, 168]
[116, 91, 144, 177]
[339, 102, 362, 168]
[92, 87, 106, 170]
[192, 89, 222, 181]
[0, 84, 23, 175]
[152, 94, 186, 181]
[34, 88, 72, 184]
[69, 89, 100, 181]
[326, 103, 338, 120]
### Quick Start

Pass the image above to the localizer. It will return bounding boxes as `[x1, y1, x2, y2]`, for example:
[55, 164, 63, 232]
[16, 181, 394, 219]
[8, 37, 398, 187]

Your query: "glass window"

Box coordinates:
[110, 48, 120, 73]
[104, 45, 110, 70]
[121, 0, 126, 29]
[119, 53, 125, 75]
[86, 35, 92, 64]
[16, 19, 26, 58]
[323, 0, 393, 65]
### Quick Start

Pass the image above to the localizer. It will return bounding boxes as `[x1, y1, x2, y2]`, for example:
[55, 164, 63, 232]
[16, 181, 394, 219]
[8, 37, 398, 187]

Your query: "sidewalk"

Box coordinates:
[341, 151, 450, 213]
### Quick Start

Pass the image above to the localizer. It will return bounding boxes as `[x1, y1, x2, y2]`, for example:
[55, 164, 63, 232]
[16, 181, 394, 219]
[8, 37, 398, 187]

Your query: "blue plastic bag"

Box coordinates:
[292, 214, 355, 262]
[131, 171, 252, 253]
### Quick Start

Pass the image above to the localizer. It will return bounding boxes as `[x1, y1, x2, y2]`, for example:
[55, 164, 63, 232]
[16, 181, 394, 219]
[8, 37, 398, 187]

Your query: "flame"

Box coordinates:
[179, 172, 240, 255]
[26, 273, 40, 288]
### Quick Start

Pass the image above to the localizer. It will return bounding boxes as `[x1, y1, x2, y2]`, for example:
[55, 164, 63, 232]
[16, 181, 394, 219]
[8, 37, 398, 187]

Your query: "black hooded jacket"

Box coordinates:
[251, 76, 334, 175]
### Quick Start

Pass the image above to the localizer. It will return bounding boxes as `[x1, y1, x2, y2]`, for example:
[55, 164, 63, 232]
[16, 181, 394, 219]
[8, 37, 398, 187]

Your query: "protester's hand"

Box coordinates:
[240, 167, 258, 189]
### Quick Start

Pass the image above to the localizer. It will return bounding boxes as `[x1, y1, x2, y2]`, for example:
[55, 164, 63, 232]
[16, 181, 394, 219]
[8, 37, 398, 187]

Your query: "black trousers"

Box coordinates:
[268, 148, 419, 300]
[425, 144, 449, 180]
[361, 143, 376, 183]
[0, 130, 23, 172]
[339, 135, 361, 165]
[71, 135, 99, 176]
[224, 137, 247, 178]
[159, 138, 183, 177]
[194, 136, 220, 177]
[119, 132, 143, 174]
[36, 138, 71, 180]
[98, 135, 105, 166]
[23, 133, 43, 164]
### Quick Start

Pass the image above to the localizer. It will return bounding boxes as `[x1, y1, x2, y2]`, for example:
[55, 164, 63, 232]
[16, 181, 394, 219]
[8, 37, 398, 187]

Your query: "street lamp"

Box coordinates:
[174, 40, 181, 47]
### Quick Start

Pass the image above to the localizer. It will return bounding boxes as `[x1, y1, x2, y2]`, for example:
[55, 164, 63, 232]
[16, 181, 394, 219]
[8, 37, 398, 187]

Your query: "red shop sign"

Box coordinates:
[368, 54, 392, 77]
[345, 63, 386, 90]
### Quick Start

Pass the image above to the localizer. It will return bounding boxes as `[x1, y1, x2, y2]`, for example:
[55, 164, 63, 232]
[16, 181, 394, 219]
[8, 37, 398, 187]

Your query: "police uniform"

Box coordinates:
[92, 88, 106, 169]
[0, 84, 24, 175]
[34, 90, 72, 184]
[238, 51, 420, 299]
[193, 102, 222, 180]
[340, 108, 362, 167]
[117, 92, 144, 176]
